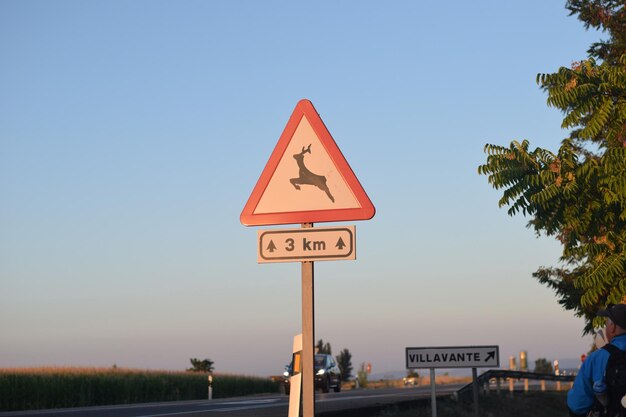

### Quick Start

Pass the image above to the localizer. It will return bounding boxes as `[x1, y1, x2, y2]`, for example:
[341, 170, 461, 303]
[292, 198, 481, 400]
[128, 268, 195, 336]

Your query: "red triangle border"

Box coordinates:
[240, 99, 375, 226]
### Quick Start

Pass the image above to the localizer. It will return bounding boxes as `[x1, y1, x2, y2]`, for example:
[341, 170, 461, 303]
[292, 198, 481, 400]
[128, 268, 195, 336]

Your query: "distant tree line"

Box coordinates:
[187, 358, 214, 373]
[186, 340, 355, 382]
[534, 358, 554, 374]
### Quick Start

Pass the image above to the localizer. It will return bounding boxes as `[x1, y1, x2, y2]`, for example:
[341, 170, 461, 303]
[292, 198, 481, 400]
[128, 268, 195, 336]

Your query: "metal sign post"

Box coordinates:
[472, 367, 479, 417]
[241, 100, 375, 417]
[301, 223, 315, 417]
[406, 346, 500, 417]
[430, 368, 436, 417]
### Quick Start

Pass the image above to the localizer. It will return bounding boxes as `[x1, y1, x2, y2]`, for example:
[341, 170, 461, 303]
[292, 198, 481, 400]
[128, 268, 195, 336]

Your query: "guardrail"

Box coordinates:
[455, 370, 576, 401]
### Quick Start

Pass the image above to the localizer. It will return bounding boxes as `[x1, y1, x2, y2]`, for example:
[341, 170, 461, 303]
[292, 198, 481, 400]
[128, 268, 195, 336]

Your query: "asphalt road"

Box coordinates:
[0, 385, 463, 417]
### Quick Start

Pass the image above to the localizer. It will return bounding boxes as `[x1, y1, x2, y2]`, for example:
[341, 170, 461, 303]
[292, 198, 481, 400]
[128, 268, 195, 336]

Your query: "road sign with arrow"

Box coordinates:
[257, 226, 355, 263]
[405, 345, 500, 369]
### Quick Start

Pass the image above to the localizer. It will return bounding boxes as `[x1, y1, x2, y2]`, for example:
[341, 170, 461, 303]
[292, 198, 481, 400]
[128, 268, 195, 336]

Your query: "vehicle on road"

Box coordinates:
[283, 354, 342, 394]
[403, 376, 418, 386]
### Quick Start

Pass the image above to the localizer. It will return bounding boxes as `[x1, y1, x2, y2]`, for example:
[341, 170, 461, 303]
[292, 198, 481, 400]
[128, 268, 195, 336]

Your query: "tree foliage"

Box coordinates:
[335, 348, 353, 381]
[316, 339, 332, 355]
[534, 358, 554, 374]
[316, 339, 353, 381]
[406, 370, 419, 379]
[566, 0, 626, 63]
[187, 358, 214, 373]
[479, 2, 626, 334]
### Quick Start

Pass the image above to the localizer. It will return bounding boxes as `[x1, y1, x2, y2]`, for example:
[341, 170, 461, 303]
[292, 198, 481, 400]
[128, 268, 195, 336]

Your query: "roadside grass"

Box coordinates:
[375, 392, 569, 417]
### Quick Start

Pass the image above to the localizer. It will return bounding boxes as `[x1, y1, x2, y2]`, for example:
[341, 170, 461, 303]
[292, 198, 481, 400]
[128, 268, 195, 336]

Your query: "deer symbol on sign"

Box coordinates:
[289, 144, 335, 203]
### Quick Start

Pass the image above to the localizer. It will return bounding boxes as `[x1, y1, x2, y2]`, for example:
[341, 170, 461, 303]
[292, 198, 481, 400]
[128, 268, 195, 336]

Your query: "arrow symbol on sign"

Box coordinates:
[266, 240, 277, 253]
[336, 237, 346, 250]
[485, 351, 495, 362]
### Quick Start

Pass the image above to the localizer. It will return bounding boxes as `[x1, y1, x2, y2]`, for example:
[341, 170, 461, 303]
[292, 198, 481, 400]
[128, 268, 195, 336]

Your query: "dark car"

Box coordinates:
[283, 354, 342, 394]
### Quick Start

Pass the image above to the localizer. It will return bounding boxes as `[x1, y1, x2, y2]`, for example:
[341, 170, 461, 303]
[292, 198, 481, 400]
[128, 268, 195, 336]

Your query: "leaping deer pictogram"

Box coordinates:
[289, 144, 335, 203]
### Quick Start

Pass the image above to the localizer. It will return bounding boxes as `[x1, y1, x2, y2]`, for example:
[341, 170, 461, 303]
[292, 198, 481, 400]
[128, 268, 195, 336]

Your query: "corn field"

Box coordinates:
[0, 367, 280, 411]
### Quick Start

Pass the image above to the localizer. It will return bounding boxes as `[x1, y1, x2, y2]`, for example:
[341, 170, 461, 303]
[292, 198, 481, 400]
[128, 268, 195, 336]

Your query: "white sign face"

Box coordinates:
[406, 346, 499, 369]
[254, 116, 360, 214]
[258, 226, 355, 263]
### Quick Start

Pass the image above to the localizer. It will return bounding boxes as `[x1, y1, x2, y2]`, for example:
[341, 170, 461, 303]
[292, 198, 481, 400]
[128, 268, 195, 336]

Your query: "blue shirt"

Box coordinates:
[567, 334, 626, 414]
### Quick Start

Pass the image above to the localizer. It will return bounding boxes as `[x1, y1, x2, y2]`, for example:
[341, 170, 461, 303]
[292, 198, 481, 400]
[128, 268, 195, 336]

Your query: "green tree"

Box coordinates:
[316, 339, 332, 355]
[478, 3, 626, 334]
[335, 348, 353, 381]
[187, 358, 214, 373]
[534, 358, 554, 374]
[566, 0, 626, 64]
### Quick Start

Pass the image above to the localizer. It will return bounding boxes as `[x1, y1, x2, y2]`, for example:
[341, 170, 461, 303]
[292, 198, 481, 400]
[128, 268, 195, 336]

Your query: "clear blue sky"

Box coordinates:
[1, 1, 603, 376]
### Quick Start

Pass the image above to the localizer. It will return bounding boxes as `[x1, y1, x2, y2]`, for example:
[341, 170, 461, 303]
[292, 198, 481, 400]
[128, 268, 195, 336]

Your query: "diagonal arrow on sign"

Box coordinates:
[485, 351, 496, 363]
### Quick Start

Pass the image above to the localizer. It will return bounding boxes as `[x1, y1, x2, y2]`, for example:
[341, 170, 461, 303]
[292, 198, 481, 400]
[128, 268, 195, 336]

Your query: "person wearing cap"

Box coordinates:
[567, 304, 626, 416]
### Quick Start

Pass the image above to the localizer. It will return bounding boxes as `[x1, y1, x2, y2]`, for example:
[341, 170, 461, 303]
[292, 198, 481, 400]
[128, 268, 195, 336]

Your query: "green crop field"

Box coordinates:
[0, 367, 280, 411]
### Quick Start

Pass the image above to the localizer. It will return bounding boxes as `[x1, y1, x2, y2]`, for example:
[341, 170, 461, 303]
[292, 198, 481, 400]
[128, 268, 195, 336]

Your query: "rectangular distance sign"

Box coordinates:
[406, 345, 499, 369]
[257, 226, 355, 263]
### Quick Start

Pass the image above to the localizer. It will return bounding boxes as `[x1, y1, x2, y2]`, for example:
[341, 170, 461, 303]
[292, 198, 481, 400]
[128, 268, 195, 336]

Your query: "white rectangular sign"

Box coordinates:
[258, 226, 355, 263]
[406, 345, 499, 369]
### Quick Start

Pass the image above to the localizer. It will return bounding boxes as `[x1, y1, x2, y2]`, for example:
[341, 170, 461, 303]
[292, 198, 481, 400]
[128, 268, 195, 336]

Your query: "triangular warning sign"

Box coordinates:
[240, 99, 375, 226]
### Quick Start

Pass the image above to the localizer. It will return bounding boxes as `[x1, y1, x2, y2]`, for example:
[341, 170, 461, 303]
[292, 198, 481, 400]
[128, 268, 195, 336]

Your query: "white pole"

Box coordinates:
[288, 335, 303, 417]
[208, 375, 213, 400]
